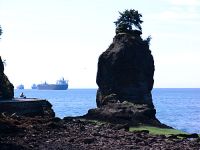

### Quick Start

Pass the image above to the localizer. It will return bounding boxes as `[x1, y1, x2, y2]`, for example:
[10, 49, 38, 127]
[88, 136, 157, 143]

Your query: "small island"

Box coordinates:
[0, 10, 200, 150]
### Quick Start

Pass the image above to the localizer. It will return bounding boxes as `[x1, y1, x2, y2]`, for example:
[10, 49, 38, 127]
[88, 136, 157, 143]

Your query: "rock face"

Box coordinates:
[0, 56, 14, 100]
[96, 31, 154, 108]
[86, 31, 162, 126]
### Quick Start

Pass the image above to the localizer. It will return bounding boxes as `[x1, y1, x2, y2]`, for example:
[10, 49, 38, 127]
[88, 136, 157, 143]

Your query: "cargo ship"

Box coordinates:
[35, 78, 68, 90]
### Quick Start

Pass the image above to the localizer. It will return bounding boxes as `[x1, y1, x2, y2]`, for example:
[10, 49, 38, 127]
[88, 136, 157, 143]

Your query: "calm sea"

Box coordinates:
[14, 88, 200, 134]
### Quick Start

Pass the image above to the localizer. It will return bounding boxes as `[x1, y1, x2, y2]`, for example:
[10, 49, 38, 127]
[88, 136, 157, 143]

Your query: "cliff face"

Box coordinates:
[96, 32, 154, 108]
[0, 56, 14, 100]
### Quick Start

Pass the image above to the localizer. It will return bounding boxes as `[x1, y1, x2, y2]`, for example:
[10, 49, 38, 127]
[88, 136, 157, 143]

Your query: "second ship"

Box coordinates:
[32, 78, 68, 90]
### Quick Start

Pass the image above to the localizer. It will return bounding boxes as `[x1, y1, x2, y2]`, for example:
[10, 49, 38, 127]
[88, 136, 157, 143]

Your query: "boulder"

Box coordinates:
[0, 56, 14, 100]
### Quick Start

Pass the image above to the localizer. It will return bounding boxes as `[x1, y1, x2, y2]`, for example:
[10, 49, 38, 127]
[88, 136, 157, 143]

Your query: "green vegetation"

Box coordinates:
[130, 125, 187, 135]
[82, 119, 186, 135]
[80, 119, 189, 136]
[114, 9, 143, 34]
[114, 9, 152, 45]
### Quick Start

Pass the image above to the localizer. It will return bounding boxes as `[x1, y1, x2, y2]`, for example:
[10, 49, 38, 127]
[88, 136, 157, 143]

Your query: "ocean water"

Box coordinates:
[14, 88, 200, 134]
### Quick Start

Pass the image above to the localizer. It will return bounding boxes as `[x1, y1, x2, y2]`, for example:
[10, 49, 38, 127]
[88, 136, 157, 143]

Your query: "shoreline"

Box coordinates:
[1, 115, 200, 150]
[13, 89, 200, 134]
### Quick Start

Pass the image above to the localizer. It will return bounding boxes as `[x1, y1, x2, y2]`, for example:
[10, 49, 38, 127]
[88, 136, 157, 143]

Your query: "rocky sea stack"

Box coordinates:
[0, 56, 14, 100]
[86, 9, 163, 126]
[96, 31, 154, 107]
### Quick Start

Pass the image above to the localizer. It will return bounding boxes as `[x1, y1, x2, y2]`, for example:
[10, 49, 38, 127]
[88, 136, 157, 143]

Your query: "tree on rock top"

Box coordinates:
[114, 9, 143, 34]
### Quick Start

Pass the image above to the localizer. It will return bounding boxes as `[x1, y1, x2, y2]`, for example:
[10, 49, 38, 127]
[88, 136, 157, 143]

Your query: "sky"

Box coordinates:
[0, 0, 200, 89]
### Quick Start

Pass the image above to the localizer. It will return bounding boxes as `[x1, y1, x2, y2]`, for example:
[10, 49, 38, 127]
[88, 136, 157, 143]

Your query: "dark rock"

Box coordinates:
[51, 117, 62, 122]
[63, 117, 74, 122]
[169, 133, 199, 139]
[0, 99, 55, 117]
[80, 125, 85, 131]
[0, 143, 26, 150]
[68, 138, 75, 143]
[187, 133, 199, 138]
[112, 123, 129, 131]
[0, 56, 14, 100]
[83, 137, 95, 144]
[47, 122, 62, 129]
[136, 130, 150, 134]
[0, 118, 24, 134]
[86, 31, 163, 126]
[96, 32, 154, 108]
[86, 101, 161, 126]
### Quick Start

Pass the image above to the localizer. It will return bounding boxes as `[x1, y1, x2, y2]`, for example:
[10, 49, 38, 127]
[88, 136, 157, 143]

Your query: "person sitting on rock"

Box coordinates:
[20, 92, 26, 98]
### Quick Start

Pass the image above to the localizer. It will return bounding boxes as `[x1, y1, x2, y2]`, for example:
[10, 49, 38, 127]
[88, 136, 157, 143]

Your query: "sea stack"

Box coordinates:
[96, 31, 154, 108]
[86, 9, 162, 126]
[0, 56, 14, 100]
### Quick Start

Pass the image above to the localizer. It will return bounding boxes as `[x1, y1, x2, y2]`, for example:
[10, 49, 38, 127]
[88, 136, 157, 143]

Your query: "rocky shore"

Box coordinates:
[0, 115, 200, 150]
[1, 10, 199, 150]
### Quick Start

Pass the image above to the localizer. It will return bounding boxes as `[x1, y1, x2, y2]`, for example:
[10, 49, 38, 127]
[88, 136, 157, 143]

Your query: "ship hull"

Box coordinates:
[37, 84, 68, 90]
